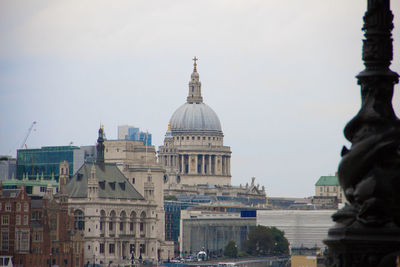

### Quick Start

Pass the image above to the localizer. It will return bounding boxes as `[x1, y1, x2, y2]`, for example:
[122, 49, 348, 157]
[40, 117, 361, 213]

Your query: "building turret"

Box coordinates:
[186, 57, 203, 104]
[88, 164, 99, 199]
[96, 125, 105, 164]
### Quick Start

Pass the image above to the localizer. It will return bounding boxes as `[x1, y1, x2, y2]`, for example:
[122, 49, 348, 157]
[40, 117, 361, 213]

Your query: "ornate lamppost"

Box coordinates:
[324, 0, 400, 266]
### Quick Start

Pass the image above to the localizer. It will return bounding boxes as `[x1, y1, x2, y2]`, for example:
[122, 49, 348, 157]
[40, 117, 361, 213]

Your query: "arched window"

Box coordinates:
[109, 210, 116, 232]
[74, 210, 84, 230]
[120, 211, 127, 233]
[23, 202, 29, 212]
[140, 211, 146, 237]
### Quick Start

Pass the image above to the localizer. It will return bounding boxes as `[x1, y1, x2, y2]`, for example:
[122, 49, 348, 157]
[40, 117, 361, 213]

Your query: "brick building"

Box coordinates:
[0, 186, 31, 266]
[26, 162, 84, 267]
[0, 164, 84, 267]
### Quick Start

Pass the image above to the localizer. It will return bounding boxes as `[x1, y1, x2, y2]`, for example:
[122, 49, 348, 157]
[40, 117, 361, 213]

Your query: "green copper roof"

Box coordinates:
[2, 179, 58, 187]
[66, 163, 144, 200]
[315, 175, 339, 186]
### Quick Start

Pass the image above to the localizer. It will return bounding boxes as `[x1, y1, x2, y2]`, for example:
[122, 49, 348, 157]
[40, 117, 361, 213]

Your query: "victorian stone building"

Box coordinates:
[66, 127, 173, 267]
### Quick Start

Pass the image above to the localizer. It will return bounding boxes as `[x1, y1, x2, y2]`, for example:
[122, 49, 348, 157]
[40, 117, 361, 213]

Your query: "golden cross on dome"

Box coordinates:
[192, 56, 198, 72]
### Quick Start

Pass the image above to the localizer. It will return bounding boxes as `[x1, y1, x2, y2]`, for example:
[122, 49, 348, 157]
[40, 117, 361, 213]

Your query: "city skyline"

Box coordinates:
[1, 1, 400, 197]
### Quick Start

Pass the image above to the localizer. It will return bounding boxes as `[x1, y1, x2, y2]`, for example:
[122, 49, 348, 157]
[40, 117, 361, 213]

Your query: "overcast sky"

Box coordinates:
[1, 1, 399, 197]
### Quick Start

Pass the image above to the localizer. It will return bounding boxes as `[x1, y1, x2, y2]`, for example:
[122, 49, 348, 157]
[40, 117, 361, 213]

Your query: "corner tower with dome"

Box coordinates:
[158, 58, 232, 189]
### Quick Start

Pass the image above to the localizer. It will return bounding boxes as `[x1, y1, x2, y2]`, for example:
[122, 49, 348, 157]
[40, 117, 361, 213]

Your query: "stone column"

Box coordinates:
[227, 156, 231, 175]
[115, 217, 120, 237]
[195, 154, 198, 174]
[209, 155, 212, 174]
[105, 218, 110, 237]
[181, 155, 184, 174]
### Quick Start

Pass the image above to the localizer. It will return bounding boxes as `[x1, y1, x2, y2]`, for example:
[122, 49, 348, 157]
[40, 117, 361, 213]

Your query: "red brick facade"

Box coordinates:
[0, 186, 31, 266]
[0, 186, 84, 267]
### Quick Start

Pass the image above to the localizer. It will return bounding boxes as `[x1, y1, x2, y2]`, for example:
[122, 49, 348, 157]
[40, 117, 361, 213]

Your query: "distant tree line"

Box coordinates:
[224, 225, 289, 258]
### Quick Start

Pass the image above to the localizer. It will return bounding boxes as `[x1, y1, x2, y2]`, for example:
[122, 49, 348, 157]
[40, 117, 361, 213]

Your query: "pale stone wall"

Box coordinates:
[315, 185, 345, 203]
[68, 197, 164, 266]
[158, 134, 232, 188]
[103, 140, 172, 261]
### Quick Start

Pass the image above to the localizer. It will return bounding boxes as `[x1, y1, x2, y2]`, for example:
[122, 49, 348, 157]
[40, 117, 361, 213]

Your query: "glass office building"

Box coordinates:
[17, 146, 80, 181]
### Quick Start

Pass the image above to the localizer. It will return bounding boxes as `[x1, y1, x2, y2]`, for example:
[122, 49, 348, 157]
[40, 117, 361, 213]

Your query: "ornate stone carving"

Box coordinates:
[324, 0, 400, 266]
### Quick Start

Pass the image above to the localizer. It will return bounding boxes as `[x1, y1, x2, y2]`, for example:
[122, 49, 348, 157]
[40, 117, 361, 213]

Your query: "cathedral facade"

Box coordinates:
[158, 59, 232, 189]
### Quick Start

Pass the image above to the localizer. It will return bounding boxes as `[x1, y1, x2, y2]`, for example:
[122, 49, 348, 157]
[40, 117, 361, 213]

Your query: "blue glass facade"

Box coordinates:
[16, 146, 79, 181]
[164, 201, 198, 243]
[122, 126, 152, 145]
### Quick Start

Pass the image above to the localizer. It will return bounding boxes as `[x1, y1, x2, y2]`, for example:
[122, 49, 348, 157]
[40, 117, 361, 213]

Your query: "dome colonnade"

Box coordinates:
[158, 58, 232, 186]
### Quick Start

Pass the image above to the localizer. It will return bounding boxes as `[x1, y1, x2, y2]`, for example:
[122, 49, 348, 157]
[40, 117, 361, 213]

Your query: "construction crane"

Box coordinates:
[20, 121, 37, 149]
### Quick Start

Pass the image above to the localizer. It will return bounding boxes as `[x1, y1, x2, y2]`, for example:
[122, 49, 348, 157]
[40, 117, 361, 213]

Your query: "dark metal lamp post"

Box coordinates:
[324, 0, 400, 266]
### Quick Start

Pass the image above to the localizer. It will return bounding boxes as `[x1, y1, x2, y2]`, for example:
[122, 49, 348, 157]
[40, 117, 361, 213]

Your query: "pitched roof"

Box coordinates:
[1, 189, 22, 198]
[66, 163, 144, 200]
[315, 176, 339, 186]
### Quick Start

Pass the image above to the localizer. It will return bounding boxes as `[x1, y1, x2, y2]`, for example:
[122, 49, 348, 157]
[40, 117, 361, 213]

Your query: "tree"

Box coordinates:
[224, 240, 238, 258]
[243, 225, 289, 256]
[164, 195, 177, 201]
[269, 226, 289, 254]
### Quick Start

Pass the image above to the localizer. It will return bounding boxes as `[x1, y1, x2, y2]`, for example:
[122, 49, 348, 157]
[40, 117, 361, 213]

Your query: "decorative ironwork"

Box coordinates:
[324, 0, 400, 266]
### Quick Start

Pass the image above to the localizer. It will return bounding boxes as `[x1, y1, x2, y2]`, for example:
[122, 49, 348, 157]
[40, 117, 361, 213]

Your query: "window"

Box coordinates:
[197, 136, 200, 140]
[192, 136, 195, 140]
[2, 216, 9, 225]
[320, 187, 322, 192]
[100, 243, 104, 254]
[130, 222, 134, 232]
[5, 203, 11, 212]
[16, 231, 29, 252]
[186, 136, 189, 140]
[16, 215, 20, 225]
[1, 230, 8, 251]
[120, 222, 124, 231]
[34, 231, 42, 242]
[140, 244, 146, 254]
[132, 178, 135, 184]
[140, 223, 144, 231]
[109, 221, 113, 231]
[109, 243, 115, 254]
[74, 210, 85, 230]
[40, 187, 46, 192]
[23, 202, 29, 212]
[16, 203, 21, 212]
[203, 137, 205, 140]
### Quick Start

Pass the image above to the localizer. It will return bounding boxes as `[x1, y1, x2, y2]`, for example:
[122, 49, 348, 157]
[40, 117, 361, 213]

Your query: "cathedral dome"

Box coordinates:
[170, 102, 222, 134]
[169, 58, 222, 134]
